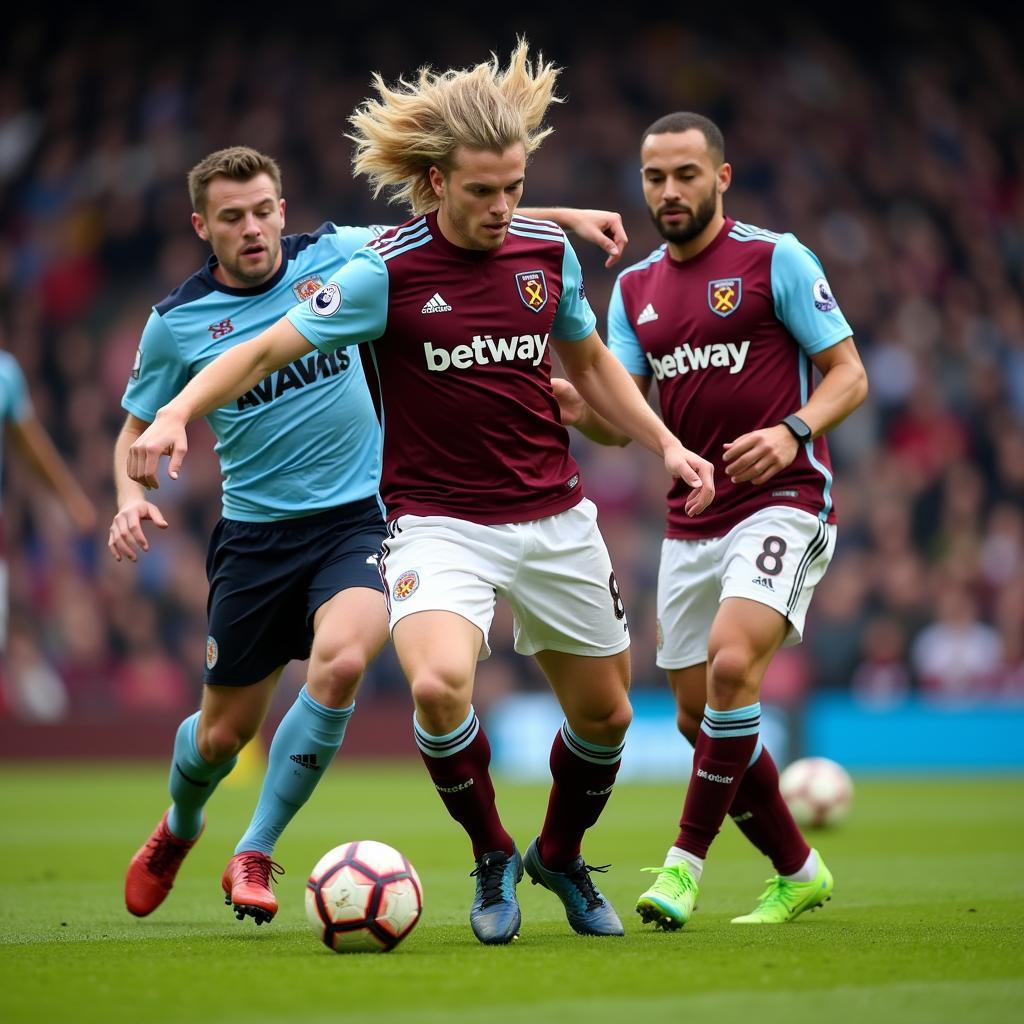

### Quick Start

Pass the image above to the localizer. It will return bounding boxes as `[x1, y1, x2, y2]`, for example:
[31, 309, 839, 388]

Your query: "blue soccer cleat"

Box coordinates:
[469, 845, 523, 944]
[523, 837, 624, 936]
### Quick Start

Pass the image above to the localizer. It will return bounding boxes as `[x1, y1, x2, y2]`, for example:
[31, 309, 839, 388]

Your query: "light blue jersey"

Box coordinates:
[122, 224, 384, 521]
[0, 351, 32, 504]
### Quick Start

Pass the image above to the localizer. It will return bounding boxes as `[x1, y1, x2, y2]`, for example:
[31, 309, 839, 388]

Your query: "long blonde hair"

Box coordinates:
[348, 39, 562, 214]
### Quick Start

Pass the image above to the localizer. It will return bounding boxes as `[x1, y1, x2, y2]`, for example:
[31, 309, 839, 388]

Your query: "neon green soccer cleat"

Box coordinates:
[731, 850, 834, 924]
[635, 863, 699, 930]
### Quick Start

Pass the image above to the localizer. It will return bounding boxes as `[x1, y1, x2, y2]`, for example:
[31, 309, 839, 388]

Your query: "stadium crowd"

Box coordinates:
[1, 9, 1022, 721]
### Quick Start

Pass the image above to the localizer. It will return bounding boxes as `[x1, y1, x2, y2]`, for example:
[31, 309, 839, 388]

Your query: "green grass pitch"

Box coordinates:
[1, 763, 1022, 1023]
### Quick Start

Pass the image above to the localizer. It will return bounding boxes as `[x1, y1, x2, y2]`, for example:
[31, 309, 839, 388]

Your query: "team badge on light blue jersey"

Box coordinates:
[516, 270, 549, 313]
[708, 277, 742, 317]
[293, 274, 324, 301]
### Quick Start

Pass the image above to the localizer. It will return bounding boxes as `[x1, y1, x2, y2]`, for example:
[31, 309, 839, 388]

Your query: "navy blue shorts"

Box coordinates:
[203, 497, 386, 686]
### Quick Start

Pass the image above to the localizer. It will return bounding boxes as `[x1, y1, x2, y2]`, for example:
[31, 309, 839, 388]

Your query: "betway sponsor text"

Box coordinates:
[646, 340, 750, 380]
[424, 334, 549, 372]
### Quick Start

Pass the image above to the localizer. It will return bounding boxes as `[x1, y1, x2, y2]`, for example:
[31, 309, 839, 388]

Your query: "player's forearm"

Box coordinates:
[798, 360, 868, 437]
[519, 207, 572, 226]
[114, 422, 150, 508]
[568, 346, 676, 458]
[572, 404, 632, 447]
[12, 418, 91, 510]
[160, 321, 310, 425]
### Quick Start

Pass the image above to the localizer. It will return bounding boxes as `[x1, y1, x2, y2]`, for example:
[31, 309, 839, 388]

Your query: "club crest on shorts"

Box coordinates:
[708, 278, 742, 317]
[392, 570, 419, 601]
[292, 274, 324, 301]
[206, 635, 219, 670]
[515, 270, 549, 313]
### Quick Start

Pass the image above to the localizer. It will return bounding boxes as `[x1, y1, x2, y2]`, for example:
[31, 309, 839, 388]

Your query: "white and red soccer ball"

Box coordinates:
[779, 757, 854, 828]
[305, 840, 422, 953]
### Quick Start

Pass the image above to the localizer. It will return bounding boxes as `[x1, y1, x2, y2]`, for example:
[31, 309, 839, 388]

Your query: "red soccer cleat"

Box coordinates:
[125, 810, 203, 917]
[221, 851, 284, 925]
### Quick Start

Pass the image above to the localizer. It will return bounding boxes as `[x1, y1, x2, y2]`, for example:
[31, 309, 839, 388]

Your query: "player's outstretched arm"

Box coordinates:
[8, 414, 96, 533]
[518, 207, 628, 267]
[723, 337, 868, 486]
[553, 332, 714, 516]
[127, 318, 314, 489]
[109, 413, 169, 562]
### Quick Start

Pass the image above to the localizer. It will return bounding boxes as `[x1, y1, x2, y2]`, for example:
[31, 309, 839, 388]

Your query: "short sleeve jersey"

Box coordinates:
[288, 212, 596, 525]
[0, 351, 32, 506]
[122, 224, 383, 522]
[609, 218, 852, 539]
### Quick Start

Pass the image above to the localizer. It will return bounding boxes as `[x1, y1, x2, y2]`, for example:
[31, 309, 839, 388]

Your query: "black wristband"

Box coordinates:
[781, 414, 812, 443]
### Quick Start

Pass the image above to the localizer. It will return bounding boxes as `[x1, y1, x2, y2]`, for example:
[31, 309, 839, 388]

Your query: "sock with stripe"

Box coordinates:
[415, 707, 513, 860]
[728, 744, 812, 876]
[235, 687, 354, 855]
[675, 703, 761, 859]
[167, 711, 237, 841]
[537, 722, 624, 869]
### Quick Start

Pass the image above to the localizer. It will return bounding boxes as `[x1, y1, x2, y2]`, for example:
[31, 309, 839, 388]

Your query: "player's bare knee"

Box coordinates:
[570, 697, 632, 746]
[675, 707, 701, 745]
[707, 646, 758, 705]
[309, 649, 367, 707]
[196, 719, 250, 764]
[410, 674, 469, 731]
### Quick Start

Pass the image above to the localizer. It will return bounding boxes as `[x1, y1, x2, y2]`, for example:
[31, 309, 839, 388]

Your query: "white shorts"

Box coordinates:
[379, 499, 631, 660]
[656, 506, 836, 670]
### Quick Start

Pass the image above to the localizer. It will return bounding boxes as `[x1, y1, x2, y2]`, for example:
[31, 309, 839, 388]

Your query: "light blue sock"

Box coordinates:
[167, 711, 237, 841]
[235, 686, 354, 856]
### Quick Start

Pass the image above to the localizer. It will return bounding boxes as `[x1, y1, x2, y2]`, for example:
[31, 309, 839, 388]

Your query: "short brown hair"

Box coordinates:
[187, 146, 283, 214]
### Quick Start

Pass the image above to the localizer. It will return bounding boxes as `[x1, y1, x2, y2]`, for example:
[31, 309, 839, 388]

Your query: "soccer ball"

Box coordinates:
[305, 840, 423, 953]
[779, 757, 854, 828]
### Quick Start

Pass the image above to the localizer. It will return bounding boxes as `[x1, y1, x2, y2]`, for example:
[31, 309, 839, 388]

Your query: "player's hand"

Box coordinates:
[723, 425, 800, 485]
[127, 410, 188, 489]
[665, 444, 715, 516]
[551, 377, 585, 426]
[108, 499, 169, 562]
[565, 209, 629, 268]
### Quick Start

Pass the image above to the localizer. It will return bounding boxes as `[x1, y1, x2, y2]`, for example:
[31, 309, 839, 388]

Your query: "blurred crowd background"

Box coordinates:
[1, 5, 1022, 728]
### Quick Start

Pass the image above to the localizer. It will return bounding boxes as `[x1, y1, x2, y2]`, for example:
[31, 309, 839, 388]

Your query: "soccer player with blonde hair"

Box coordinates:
[126, 43, 715, 945]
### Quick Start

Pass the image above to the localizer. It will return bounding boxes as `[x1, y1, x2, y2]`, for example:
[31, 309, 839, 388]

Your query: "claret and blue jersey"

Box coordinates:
[288, 212, 597, 526]
[608, 218, 853, 539]
[122, 224, 385, 522]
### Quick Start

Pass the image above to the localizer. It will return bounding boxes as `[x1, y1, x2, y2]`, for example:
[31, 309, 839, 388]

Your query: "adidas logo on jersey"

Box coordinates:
[636, 303, 659, 325]
[421, 293, 452, 314]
